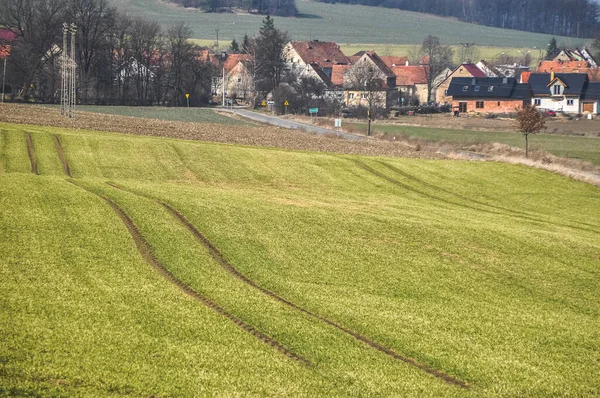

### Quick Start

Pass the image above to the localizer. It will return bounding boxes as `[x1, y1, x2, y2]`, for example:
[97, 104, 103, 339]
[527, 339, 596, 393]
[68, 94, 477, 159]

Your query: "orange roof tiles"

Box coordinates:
[380, 56, 409, 67]
[289, 41, 349, 68]
[391, 66, 428, 85]
[331, 64, 351, 86]
[537, 60, 590, 73]
[223, 54, 250, 73]
[520, 71, 531, 83]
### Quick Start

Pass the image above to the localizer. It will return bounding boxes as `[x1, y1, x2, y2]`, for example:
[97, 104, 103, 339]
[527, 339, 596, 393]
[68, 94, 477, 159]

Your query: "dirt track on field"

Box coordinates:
[25, 132, 37, 175]
[67, 180, 310, 366]
[54, 135, 72, 177]
[0, 103, 441, 159]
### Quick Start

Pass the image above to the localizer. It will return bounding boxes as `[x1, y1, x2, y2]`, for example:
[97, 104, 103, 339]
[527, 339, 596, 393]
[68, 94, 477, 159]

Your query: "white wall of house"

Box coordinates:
[533, 97, 580, 113]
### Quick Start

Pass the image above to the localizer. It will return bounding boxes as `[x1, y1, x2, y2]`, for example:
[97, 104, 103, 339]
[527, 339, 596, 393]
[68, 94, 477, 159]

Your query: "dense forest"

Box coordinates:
[317, 0, 599, 37]
[167, 0, 298, 16]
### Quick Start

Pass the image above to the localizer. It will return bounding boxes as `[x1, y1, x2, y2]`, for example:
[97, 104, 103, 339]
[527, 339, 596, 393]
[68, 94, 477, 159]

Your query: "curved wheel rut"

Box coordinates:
[377, 161, 599, 231]
[162, 202, 469, 389]
[69, 180, 310, 366]
[355, 160, 597, 233]
[25, 132, 38, 175]
[54, 135, 72, 177]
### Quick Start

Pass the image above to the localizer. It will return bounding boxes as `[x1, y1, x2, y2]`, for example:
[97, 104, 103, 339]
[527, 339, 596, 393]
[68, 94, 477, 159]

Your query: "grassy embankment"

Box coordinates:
[112, 0, 584, 48]
[1, 122, 599, 396]
[349, 123, 600, 165]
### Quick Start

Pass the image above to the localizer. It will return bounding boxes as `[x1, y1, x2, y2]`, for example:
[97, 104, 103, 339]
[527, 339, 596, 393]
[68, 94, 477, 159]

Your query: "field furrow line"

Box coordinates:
[25, 132, 38, 175]
[69, 180, 310, 366]
[54, 135, 72, 177]
[373, 160, 598, 232]
[162, 202, 469, 389]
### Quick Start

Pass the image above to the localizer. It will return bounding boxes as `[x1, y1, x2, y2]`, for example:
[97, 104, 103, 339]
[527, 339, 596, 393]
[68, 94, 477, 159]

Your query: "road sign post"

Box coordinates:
[284, 100, 289, 115]
[185, 93, 190, 107]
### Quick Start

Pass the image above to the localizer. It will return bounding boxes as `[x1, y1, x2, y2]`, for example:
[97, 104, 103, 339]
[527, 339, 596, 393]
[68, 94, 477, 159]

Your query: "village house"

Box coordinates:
[343, 51, 397, 108]
[390, 65, 428, 105]
[436, 62, 486, 104]
[447, 77, 531, 114]
[284, 40, 350, 88]
[528, 72, 600, 114]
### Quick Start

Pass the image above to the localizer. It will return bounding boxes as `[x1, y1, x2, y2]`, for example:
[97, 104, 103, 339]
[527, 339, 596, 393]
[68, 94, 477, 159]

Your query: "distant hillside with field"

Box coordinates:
[109, 0, 586, 48]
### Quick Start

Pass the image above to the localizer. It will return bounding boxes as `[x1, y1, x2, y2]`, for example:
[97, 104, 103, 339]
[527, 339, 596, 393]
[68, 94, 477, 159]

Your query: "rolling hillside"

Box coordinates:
[109, 0, 586, 48]
[1, 117, 599, 396]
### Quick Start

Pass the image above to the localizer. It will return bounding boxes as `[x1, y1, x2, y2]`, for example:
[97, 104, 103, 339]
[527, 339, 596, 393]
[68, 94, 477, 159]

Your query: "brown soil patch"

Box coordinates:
[25, 132, 38, 175]
[54, 135, 72, 177]
[69, 180, 309, 366]
[0, 104, 442, 160]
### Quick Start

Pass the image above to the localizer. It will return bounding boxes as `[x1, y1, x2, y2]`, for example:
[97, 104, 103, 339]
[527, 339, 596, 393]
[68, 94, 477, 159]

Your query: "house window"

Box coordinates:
[488, 86, 494, 92]
[534, 98, 541, 106]
[567, 99, 574, 105]
[349, 93, 355, 99]
[553, 85, 561, 95]
[360, 93, 368, 99]
[462, 86, 469, 91]
[474, 86, 480, 92]
[458, 102, 467, 112]
[238, 78, 242, 82]
[476, 101, 484, 109]
[444, 90, 448, 96]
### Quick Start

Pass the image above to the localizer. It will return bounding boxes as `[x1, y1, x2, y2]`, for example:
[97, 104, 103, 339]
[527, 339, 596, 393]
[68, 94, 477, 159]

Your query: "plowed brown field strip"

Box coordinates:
[54, 135, 72, 177]
[162, 202, 469, 388]
[68, 180, 310, 366]
[25, 132, 37, 175]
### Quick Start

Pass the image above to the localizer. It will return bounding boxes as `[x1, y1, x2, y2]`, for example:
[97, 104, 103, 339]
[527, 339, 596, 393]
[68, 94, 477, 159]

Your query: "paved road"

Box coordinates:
[220, 108, 365, 141]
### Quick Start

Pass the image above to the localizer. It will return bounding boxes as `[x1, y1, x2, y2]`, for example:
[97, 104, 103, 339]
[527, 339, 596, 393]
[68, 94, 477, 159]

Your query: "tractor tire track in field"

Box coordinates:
[356, 160, 598, 233]
[25, 132, 38, 175]
[104, 181, 468, 388]
[162, 202, 469, 389]
[69, 180, 310, 366]
[54, 135, 72, 177]
[377, 161, 600, 230]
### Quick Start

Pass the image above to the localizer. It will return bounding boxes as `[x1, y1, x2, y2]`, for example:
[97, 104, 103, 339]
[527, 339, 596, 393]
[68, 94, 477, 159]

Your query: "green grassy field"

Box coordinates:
[1, 122, 599, 396]
[111, 0, 585, 48]
[352, 123, 600, 165]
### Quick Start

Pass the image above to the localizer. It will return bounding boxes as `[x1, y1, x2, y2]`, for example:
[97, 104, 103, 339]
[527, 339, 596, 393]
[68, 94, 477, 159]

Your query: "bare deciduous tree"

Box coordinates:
[515, 104, 547, 158]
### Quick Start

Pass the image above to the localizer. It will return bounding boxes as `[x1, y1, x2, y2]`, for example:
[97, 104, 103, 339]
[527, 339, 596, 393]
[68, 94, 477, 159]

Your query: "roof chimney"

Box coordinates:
[405, 60, 409, 66]
[550, 70, 554, 81]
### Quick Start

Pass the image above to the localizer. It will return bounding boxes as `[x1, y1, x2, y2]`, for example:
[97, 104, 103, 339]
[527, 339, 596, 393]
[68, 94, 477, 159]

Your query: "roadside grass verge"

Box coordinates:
[1, 122, 598, 396]
[351, 123, 600, 166]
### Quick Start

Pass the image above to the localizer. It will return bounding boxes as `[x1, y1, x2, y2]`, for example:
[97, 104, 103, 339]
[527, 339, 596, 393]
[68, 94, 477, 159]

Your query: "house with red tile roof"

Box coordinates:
[435, 62, 486, 104]
[391, 65, 428, 105]
[284, 40, 350, 88]
[343, 51, 398, 108]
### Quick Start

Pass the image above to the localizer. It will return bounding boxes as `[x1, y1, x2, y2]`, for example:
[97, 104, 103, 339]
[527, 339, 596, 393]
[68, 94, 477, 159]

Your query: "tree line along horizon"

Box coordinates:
[0, 0, 451, 114]
[165, 0, 600, 38]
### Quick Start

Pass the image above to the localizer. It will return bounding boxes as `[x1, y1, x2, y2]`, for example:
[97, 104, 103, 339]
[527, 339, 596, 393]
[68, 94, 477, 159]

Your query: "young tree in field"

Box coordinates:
[254, 15, 288, 95]
[515, 104, 546, 158]
[229, 38, 240, 53]
[419, 35, 453, 103]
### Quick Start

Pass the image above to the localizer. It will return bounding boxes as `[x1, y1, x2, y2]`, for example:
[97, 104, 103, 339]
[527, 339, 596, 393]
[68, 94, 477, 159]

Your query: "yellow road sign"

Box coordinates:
[185, 93, 190, 98]
[261, 101, 267, 106]
[284, 100, 289, 106]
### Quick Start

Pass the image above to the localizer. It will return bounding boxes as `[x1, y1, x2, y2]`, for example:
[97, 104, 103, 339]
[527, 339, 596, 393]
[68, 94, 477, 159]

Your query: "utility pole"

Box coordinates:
[1, 47, 7, 103]
[222, 66, 226, 106]
[60, 22, 77, 118]
[70, 23, 77, 119]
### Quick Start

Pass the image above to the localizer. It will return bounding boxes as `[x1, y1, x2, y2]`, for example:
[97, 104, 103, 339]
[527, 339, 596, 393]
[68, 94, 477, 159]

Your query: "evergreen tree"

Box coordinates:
[230, 38, 240, 53]
[546, 38, 557, 59]
[254, 15, 288, 93]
